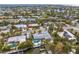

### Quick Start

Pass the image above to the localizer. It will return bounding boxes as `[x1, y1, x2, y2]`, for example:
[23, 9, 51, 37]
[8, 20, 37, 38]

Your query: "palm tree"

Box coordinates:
[1, 44, 11, 53]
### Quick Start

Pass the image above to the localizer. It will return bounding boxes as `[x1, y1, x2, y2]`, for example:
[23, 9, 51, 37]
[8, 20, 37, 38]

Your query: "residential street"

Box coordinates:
[32, 48, 40, 54]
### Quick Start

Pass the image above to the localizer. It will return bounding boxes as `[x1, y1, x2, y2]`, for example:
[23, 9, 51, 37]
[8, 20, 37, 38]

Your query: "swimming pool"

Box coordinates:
[32, 39, 41, 47]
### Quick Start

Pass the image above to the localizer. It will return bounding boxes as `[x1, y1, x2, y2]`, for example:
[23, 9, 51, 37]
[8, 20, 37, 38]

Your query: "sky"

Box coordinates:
[0, 0, 79, 6]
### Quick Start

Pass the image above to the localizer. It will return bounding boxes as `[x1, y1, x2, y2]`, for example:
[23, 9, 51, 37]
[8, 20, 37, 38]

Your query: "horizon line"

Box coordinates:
[0, 4, 78, 7]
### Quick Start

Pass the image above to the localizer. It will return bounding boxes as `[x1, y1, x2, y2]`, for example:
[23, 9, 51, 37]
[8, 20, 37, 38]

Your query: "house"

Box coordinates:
[7, 35, 27, 49]
[5, 19, 19, 23]
[39, 27, 46, 32]
[57, 32, 64, 38]
[0, 29, 10, 34]
[33, 31, 51, 40]
[58, 30, 76, 40]
[28, 23, 39, 28]
[14, 24, 27, 29]
[0, 16, 6, 19]
[19, 18, 27, 21]
[0, 25, 11, 34]
[63, 30, 76, 40]
[32, 31, 51, 47]
[0, 20, 3, 22]
[22, 30, 31, 39]
[71, 20, 78, 26]
[7, 35, 26, 43]
[0, 26, 8, 30]
[72, 20, 79, 28]
[28, 18, 36, 22]
[69, 48, 76, 54]
[18, 16, 27, 21]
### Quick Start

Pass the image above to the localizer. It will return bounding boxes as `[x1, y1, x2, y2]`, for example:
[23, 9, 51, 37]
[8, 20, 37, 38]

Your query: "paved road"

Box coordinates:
[32, 48, 40, 54]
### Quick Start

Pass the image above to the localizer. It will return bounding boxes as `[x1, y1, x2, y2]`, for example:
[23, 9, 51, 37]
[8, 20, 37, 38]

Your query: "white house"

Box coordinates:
[7, 35, 26, 43]
[33, 31, 52, 40]
[64, 30, 76, 40]
[0, 29, 10, 33]
[57, 29, 76, 40]
[57, 32, 64, 38]
[14, 24, 27, 29]
[7, 35, 27, 49]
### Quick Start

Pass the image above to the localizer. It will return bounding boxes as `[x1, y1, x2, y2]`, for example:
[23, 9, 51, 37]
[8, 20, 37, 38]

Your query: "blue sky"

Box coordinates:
[0, 0, 79, 6]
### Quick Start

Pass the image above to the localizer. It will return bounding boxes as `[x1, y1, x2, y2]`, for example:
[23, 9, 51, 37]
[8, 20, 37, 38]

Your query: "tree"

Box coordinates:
[58, 27, 64, 32]
[13, 15, 18, 19]
[52, 31, 58, 37]
[42, 40, 49, 45]
[0, 37, 6, 53]
[54, 42, 64, 54]
[75, 46, 79, 54]
[17, 40, 33, 49]
[1, 33, 6, 37]
[62, 19, 71, 24]
[48, 24, 54, 33]
[2, 44, 11, 52]
[74, 32, 79, 41]
[4, 12, 9, 16]
[11, 25, 17, 29]
[63, 42, 71, 53]
[0, 42, 3, 53]
[37, 19, 44, 25]
[49, 43, 55, 53]
[0, 38, 4, 44]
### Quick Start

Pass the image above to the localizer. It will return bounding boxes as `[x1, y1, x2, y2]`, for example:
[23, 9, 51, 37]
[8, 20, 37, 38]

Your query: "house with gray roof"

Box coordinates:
[33, 31, 51, 40]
